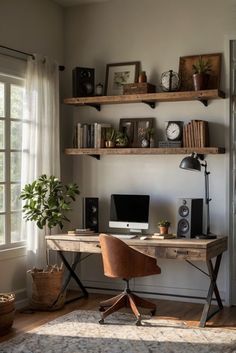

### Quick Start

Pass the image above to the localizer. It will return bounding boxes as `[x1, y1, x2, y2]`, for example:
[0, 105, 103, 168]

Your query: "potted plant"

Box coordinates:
[192, 56, 212, 91]
[115, 131, 129, 147]
[146, 127, 155, 148]
[105, 128, 116, 148]
[158, 220, 171, 235]
[20, 174, 79, 311]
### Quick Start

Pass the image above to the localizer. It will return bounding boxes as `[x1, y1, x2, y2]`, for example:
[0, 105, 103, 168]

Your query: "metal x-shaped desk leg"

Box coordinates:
[58, 251, 89, 302]
[199, 253, 223, 327]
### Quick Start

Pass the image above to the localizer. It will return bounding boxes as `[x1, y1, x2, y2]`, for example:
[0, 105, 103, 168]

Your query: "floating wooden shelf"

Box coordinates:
[65, 147, 225, 159]
[64, 89, 225, 110]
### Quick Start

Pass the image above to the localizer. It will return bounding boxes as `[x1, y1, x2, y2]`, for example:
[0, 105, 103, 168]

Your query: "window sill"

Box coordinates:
[0, 246, 26, 261]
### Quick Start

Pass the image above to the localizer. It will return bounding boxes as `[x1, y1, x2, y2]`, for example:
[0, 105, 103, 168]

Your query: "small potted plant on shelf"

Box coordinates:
[192, 56, 212, 91]
[158, 220, 171, 235]
[146, 127, 155, 148]
[105, 128, 116, 148]
[115, 131, 129, 147]
[20, 174, 79, 311]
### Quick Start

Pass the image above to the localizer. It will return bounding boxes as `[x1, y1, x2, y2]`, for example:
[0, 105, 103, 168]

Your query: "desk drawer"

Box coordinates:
[156, 247, 206, 260]
[80, 242, 101, 253]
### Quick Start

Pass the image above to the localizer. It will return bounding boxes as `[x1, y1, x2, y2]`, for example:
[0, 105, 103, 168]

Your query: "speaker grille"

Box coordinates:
[176, 198, 203, 238]
[83, 197, 99, 232]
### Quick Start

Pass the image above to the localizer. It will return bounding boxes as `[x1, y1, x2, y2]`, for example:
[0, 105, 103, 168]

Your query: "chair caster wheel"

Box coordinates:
[99, 318, 104, 324]
[135, 319, 141, 326]
[151, 309, 156, 316]
[99, 307, 105, 312]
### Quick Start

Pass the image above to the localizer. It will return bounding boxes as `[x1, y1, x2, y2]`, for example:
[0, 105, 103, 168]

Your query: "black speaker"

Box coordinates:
[177, 198, 203, 238]
[83, 197, 99, 232]
[72, 67, 95, 97]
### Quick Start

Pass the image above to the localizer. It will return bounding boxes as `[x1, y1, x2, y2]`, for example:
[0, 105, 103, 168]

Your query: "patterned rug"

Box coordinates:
[0, 310, 236, 353]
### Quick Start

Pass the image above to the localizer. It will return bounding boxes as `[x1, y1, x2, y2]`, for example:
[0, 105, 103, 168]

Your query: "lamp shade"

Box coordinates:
[179, 153, 201, 171]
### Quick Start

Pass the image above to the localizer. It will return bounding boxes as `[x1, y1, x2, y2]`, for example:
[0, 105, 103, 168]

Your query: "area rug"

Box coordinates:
[0, 310, 236, 353]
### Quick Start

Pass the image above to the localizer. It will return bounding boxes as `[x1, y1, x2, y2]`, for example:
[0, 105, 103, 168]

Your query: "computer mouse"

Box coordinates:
[140, 236, 148, 240]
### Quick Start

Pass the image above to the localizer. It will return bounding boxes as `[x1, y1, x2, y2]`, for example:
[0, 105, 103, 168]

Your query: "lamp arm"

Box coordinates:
[201, 161, 211, 234]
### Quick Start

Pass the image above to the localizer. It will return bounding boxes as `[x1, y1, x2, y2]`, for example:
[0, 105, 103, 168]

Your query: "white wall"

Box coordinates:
[63, 0, 236, 304]
[0, 0, 64, 306]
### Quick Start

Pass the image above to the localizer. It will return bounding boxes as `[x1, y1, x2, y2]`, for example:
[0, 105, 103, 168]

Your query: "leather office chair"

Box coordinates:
[98, 233, 161, 325]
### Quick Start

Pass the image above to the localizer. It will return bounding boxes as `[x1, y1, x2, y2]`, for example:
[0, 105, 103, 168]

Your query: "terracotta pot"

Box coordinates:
[159, 226, 169, 234]
[193, 73, 209, 91]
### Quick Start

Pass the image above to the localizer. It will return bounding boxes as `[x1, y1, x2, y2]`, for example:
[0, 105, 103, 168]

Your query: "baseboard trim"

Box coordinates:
[84, 285, 225, 304]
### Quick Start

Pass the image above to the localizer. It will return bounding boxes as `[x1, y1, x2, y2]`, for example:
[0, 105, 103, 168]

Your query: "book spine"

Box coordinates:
[82, 124, 88, 148]
[77, 122, 81, 148]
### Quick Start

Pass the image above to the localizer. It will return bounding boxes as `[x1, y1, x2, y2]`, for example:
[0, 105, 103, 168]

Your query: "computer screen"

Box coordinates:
[109, 194, 150, 232]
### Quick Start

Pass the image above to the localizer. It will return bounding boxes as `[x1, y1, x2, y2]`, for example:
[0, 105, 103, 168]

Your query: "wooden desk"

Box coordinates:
[46, 234, 227, 327]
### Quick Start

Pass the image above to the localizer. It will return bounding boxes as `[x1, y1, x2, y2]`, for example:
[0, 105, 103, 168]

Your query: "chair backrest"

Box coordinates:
[99, 233, 161, 280]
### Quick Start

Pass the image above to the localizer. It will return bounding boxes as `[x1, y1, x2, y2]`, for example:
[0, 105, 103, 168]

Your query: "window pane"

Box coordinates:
[0, 214, 5, 245]
[11, 212, 24, 243]
[0, 152, 5, 182]
[0, 83, 4, 118]
[11, 184, 21, 211]
[0, 185, 5, 212]
[0, 120, 4, 149]
[11, 152, 21, 182]
[10, 84, 24, 119]
[11, 121, 22, 149]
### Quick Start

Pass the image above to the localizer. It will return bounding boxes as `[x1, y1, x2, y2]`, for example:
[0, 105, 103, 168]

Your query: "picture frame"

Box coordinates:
[119, 118, 154, 147]
[105, 61, 140, 96]
[178, 53, 222, 91]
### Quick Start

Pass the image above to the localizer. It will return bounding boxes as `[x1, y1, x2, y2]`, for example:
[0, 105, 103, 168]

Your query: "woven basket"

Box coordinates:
[0, 293, 15, 333]
[30, 266, 65, 311]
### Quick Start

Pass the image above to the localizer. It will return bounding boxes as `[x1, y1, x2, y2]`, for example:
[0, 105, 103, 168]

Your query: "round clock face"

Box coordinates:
[166, 122, 182, 141]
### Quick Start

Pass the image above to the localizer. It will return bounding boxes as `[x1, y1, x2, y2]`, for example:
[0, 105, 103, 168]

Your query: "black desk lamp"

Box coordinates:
[179, 153, 216, 239]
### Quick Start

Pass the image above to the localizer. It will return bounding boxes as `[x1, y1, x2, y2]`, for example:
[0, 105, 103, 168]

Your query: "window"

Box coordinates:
[0, 73, 25, 249]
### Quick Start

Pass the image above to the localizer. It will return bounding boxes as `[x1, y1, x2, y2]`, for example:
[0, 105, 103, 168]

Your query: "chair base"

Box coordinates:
[99, 290, 156, 325]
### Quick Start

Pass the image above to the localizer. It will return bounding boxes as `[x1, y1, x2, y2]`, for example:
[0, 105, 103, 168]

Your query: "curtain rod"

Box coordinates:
[0, 45, 65, 71]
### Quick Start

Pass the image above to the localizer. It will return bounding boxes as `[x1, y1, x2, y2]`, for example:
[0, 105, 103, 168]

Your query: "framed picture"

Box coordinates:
[119, 118, 154, 147]
[105, 61, 140, 96]
[178, 53, 222, 91]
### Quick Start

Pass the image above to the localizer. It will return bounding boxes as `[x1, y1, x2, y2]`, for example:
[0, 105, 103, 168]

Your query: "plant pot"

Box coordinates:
[29, 266, 65, 311]
[159, 226, 169, 235]
[105, 140, 115, 148]
[0, 293, 15, 334]
[192, 73, 210, 91]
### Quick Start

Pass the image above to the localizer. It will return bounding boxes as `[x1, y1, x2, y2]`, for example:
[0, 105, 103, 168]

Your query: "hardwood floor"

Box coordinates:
[1, 292, 236, 343]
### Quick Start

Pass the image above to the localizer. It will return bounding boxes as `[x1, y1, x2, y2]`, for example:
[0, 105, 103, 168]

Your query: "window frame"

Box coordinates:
[0, 72, 26, 251]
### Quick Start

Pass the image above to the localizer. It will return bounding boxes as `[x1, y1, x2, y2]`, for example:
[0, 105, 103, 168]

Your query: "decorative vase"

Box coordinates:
[159, 226, 169, 235]
[138, 71, 147, 83]
[105, 140, 115, 148]
[141, 138, 149, 148]
[149, 137, 155, 148]
[193, 73, 210, 91]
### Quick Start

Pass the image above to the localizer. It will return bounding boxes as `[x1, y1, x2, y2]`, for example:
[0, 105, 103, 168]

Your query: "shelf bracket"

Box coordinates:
[142, 101, 156, 109]
[89, 154, 100, 160]
[85, 103, 101, 111]
[198, 99, 208, 107]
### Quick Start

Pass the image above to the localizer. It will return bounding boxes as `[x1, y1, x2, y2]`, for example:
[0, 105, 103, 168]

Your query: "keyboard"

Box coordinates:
[110, 234, 137, 239]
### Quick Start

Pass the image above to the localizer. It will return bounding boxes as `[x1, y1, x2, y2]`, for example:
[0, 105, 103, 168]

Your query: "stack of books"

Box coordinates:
[183, 120, 209, 148]
[73, 122, 112, 148]
[67, 228, 95, 236]
[151, 233, 175, 239]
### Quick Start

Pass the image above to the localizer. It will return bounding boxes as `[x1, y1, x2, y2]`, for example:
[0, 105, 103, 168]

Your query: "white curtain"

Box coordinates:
[22, 55, 60, 269]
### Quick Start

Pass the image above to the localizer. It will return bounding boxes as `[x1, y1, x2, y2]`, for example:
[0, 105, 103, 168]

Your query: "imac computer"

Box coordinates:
[109, 194, 150, 236]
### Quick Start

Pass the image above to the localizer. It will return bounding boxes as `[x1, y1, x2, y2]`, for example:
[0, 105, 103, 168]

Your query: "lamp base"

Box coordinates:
[195, 234, 217, 240]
